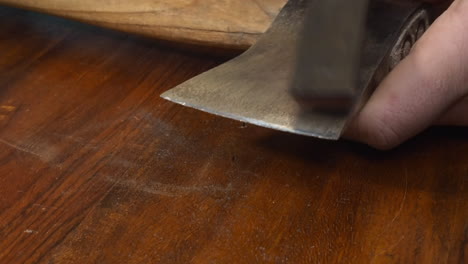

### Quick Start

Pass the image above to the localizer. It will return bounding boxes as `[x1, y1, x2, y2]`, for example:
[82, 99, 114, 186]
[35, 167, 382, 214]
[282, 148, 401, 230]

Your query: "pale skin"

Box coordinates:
[345, 0, 468, 149]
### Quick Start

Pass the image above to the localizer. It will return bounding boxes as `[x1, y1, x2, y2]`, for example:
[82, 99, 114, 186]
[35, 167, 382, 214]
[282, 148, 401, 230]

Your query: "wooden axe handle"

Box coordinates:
[0, 0, 286, 49]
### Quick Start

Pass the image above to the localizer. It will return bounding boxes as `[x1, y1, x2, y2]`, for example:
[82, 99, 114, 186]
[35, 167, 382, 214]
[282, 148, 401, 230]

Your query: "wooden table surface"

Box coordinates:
[0, 6, 467, 264]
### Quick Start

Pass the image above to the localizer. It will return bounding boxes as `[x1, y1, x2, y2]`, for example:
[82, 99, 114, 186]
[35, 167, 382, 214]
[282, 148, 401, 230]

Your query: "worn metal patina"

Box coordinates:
[161, 0, 435, 140]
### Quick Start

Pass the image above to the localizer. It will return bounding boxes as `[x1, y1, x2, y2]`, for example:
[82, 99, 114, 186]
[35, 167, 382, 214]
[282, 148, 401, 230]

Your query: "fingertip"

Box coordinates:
[345, 113, 404, 150]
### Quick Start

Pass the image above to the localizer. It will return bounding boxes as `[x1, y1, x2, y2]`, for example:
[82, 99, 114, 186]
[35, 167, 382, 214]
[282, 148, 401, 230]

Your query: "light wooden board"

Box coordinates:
[0, 0, 287, 49]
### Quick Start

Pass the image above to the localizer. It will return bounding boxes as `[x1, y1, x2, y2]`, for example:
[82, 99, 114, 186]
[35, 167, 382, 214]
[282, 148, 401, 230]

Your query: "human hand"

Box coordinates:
[345, 0, 468, 149]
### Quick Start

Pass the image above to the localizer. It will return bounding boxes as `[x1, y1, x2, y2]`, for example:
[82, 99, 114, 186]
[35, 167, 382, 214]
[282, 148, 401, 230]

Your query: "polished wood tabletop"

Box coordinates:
[0, 6, 467, 264]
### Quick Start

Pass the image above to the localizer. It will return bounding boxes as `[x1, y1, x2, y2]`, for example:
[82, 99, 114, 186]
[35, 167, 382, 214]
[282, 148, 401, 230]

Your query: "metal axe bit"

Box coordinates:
[161, 0, 437, 140]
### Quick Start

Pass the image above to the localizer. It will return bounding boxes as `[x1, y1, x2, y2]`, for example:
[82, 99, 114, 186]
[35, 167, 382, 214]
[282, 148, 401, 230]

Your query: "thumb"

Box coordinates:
[346, 0, 468, 149]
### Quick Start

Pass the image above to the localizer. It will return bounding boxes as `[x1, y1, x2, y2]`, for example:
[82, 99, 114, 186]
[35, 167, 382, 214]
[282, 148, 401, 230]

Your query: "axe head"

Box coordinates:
[161, 0, 432, 139]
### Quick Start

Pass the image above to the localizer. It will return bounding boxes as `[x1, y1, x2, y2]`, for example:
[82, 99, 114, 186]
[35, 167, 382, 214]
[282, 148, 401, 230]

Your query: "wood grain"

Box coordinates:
[0, 0, 287, 49]
[0, 6, 467, 264]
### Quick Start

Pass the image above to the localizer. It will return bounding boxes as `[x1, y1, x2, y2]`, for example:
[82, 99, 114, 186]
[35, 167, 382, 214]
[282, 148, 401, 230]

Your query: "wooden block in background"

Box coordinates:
[0, 0, 287, 49]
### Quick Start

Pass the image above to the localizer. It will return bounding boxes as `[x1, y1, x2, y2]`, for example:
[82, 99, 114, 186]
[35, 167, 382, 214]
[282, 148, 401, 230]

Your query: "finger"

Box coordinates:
[437, 96, 468, 125]
[345, 0, 468, 149]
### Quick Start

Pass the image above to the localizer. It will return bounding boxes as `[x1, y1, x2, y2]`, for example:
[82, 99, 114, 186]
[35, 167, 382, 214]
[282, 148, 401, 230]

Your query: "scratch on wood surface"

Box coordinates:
[105, 177, 234, 198]
[376, 171, 409, 237]
[0, 138, 44, 159]
[388, 171, 408, 225]
[372, 235, 406, 262]
[0, 138, 58, 166]
[33, 203, 58, 211]
[371, 171, 409, 262]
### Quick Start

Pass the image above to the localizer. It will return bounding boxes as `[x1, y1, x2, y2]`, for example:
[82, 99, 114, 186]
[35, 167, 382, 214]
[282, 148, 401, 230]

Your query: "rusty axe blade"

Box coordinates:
[161, 0, 432, 140]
